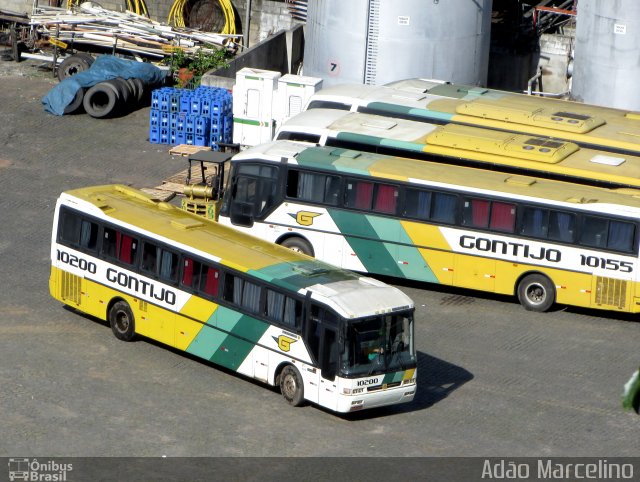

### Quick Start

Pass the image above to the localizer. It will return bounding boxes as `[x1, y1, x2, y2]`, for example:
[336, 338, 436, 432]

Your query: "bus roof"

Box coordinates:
[276, 109, 640, 189]
[307, 80, 640, 154]
[60, 185, 414, 317]
[236, 141, 640, 217]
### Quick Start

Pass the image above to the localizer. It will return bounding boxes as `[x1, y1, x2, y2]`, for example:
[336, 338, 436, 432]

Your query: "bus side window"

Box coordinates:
[519, 207, 549, 238]
[607, 220, 635, 253]
[159, 248, 179, 283]
[102, 227, 138, 265]
[373, 184, 398, 214]
[548, 211, 575, 242]
[404, 189, 431, 220]
[579, 216, 609, 248]
[141, 242, 158, 274]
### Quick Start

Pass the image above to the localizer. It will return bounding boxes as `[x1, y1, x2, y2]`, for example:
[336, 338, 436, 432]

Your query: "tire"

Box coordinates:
[517, 274, 555, 312]
[108, 300, 136, 341]
[281, 237, 314, 257]
[63, 87, 85, 115]
[280, 365, 305, 407]
[83, 82, 119, 118]
[57, 54, 93, 81]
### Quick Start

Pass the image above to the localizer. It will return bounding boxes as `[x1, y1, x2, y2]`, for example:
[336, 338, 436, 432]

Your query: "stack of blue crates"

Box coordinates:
[149, 86, 233, 150]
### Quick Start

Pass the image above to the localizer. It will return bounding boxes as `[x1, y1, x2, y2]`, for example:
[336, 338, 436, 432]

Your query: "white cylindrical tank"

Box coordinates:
[303, 0, 492, 88]
[572, 0, 640, 109]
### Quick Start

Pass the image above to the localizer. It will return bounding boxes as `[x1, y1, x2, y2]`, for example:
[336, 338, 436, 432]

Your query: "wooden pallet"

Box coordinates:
[168, 144, 211, 157]
[140, 187, 176, 202]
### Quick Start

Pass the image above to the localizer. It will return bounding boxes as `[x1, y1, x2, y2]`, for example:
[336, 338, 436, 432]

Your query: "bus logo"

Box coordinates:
[8, 459, 29, 481]
[289, 211, 321, 226]
[273, 335, 297, 352]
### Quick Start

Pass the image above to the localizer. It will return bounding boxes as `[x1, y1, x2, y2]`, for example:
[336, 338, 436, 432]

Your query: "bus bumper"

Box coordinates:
[336, 385, 416, 413]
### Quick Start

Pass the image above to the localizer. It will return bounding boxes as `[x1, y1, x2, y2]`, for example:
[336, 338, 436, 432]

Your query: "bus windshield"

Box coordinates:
[341, 312, 415, 378]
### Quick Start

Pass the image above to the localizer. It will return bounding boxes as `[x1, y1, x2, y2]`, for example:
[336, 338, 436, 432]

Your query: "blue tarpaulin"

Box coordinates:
[42, 55, 166, 116]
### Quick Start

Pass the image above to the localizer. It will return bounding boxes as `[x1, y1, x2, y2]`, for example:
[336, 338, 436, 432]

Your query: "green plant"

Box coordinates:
[164, 45, 230, 88]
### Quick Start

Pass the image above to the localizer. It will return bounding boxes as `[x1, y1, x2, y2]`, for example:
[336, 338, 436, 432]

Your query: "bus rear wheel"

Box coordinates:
[280, 365, 305, 407]
[517, 274, 555, 312]
[281, 237, 314, 257]
[109, 301, 136, 341]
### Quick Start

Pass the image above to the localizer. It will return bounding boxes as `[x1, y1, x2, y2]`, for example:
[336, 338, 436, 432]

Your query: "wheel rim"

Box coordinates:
[114, 311, 130, 333]
[288, 246, 304, 254]
[282, 372, 297, 400]
[525, 283, 546, 305]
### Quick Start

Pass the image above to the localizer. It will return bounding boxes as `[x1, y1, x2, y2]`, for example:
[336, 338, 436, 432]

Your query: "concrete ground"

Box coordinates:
[0, 58, 638, 462]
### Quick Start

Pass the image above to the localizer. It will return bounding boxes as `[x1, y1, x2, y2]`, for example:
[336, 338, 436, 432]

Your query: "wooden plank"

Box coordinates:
[169, 144, 211, 156]
[140, 188, 176, 202]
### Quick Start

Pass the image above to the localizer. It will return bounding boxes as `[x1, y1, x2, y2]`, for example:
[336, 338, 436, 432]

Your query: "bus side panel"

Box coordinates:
[174, 296, 218, 351]
[185, 306, 270, 374]
[135, 300, 175, 347]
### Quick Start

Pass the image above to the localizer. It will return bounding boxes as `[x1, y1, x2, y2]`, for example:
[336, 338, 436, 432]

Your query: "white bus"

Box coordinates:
[50, 184, 417, 413]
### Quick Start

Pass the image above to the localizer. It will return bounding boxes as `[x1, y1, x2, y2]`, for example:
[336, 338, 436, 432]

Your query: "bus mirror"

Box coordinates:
[229, 205, 253, 228]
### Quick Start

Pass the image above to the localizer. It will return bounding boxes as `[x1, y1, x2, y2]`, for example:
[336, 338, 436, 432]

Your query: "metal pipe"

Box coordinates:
[244, 0, 252, 49]
[527, 67, 543, 95]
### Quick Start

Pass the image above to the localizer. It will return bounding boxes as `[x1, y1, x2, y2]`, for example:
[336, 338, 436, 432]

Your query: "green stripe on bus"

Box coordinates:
[368, 101, 455, 122]
[251, 261, 357, 293]
[381, 371, 405, 385]
[233, 117, 271, 127]
[296, 147, 377, 175]
[217, 306, 270, 343]
[367, 216, 439, 283]
[329, 210, 404, 277]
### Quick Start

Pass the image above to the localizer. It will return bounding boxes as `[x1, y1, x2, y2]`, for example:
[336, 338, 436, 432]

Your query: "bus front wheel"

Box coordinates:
[108, 301, 136, 341]
[281, 237, 314, 257]
[280, 365, 305, 407]
[517, 274, 555, 312]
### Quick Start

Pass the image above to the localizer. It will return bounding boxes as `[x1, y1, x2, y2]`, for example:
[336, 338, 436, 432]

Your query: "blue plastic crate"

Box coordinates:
[194, 116, 210, 137]
[194, 135, 208, 146]
[174, 113, 187, 132]
[185, 133, 195, 145]
[175, 131, 186, 144]
[159, 128, 171, 144]
[149, 126, 160, 143]
[179, 93, 192, 114]
[149, 109, 160, 127]
[184, 115, 195, 134]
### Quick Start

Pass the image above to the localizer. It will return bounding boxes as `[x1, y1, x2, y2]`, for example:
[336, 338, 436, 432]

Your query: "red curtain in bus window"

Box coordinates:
[374, 184, 398, 214]
[490, 202, 516, 232]
[355, 182, 373, 209]
[119, 234, 133, 264]
[204, 268, 219, 296]
[472, 200, 490, 227]
[182, 258, 193, 286]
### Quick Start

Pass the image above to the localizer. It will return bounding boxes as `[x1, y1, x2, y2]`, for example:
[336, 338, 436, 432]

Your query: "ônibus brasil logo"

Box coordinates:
[8, 458, 73, 481]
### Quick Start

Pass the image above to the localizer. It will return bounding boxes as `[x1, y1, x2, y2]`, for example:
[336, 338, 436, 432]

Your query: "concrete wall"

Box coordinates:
[200, 23, 303, 89]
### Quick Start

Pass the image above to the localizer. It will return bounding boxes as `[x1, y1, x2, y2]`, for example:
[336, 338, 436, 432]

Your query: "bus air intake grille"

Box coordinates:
[367, 381, 401, 392]
[595, 277, 627, 309]
[61, 271, 81, 305]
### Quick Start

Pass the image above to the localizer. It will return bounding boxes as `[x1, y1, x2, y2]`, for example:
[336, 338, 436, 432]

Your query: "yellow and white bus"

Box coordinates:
[306, 79, 640, 157]
[219, 141, 640, 314]
[274, 109, 640, 189]
[49, 184, 417, 413]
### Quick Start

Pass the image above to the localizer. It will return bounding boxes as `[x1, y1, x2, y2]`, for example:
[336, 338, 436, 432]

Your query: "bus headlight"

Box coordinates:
[402, 378, 416, 385]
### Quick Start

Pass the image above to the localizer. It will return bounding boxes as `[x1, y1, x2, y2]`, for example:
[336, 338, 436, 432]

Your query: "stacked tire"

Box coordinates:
[83, 77, 149, 118]
[58, 53, 158, 118]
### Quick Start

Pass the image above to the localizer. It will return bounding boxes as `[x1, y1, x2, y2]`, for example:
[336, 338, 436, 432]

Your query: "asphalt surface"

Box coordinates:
[0, 58, 638, 461]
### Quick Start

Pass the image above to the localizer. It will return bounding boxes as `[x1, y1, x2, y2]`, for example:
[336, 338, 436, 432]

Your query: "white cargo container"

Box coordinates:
[232, 68, 322, 148]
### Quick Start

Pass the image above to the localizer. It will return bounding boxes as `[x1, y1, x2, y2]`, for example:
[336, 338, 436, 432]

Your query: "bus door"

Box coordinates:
[305, 306, 340, 411]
